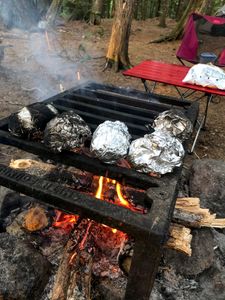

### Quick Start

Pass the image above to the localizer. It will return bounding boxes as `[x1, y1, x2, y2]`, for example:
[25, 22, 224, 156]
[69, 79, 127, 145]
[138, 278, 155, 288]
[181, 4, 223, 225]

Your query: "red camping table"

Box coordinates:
[123, 60, 225, 152]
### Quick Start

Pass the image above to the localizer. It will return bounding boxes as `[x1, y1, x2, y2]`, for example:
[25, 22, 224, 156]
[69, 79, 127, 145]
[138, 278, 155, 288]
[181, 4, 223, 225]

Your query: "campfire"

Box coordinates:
[0, 82, 200, 299]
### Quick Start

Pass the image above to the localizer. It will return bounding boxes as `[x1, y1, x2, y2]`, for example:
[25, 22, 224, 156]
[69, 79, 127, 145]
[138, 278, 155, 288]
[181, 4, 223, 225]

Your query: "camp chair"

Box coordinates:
[175, 13, 225, 150]
[176, 13, 225, 67]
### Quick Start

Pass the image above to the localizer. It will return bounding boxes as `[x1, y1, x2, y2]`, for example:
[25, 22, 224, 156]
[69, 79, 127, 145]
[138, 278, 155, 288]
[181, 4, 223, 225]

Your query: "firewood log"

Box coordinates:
[51, 219, 93, 300]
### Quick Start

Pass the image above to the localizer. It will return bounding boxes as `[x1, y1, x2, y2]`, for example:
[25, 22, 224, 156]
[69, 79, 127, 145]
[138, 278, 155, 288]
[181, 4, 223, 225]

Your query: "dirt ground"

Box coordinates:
[0, 18, 225, 162]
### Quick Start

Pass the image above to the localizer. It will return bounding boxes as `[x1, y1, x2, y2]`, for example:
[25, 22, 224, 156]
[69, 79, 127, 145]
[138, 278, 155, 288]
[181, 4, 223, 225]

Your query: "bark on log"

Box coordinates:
[10, 159, 93, 192]
[175, 197, 225, 228]
[51, 219, 93, 300]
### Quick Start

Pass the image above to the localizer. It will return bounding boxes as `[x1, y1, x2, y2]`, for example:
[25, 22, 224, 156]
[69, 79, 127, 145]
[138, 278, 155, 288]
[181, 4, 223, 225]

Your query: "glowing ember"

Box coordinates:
[52, 209, 78, 230]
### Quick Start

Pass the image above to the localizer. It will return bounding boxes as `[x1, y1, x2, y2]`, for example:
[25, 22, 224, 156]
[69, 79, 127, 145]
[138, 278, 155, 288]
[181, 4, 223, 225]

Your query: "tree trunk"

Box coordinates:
[159, 0, 169, 28]
[197, 0, 213, 15]
[105, 0, 135, 72]
[151, 0, 203, 43]
[46, 0, 62, 26]
[176, 0, 189, 21]
[90, 0, 104, 25]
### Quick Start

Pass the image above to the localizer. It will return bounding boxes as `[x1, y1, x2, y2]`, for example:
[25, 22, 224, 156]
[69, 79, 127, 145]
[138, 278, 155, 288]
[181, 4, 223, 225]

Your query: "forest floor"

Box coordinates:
[0, 18, 225, 163]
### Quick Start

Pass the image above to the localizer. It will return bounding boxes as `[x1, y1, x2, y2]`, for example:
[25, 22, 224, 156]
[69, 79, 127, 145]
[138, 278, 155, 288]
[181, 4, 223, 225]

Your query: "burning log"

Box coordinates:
[51, 219, 93, 300]
[9, 159, 93, 192]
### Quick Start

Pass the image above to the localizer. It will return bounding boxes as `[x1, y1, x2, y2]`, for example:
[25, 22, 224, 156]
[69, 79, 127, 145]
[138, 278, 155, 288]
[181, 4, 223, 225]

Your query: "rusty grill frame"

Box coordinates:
[0, 82, 199, 300]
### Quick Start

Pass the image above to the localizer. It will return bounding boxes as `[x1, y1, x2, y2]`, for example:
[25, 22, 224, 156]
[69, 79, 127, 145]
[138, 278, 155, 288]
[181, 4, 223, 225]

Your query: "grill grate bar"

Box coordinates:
[65, 91, 162, 117]
[0, 129, 159, 189]
[53, 104, 149, 137]
[0, 164, 152, 236]
[53, 98, 154, 126]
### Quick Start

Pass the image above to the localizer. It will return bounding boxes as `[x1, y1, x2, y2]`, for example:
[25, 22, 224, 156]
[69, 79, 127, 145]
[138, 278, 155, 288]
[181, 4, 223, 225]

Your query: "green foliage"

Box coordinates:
[213, 0, 225, 13]
[59, 0, 225, 22]
[61, 0, 92, 21]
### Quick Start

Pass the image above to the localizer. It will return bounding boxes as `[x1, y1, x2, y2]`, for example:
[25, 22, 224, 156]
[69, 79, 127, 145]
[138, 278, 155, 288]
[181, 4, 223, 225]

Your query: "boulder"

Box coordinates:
[189, 159, 225, 217]
[164, 228, 214, 276]
[0, 232, 51, 299]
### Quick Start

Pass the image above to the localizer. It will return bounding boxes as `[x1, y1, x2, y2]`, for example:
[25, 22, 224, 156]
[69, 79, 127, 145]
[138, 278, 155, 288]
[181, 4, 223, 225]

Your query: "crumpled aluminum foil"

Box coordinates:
[128, 130, 185, 174]
[8, 103, 58, 139]
[44, 111, 92, 153]
[90, 120, 131, 164]
[152, 109, 193, 141]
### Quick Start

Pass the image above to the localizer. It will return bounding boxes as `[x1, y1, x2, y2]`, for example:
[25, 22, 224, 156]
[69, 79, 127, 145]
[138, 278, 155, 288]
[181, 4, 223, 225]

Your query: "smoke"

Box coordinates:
[0, 0, 101, 101]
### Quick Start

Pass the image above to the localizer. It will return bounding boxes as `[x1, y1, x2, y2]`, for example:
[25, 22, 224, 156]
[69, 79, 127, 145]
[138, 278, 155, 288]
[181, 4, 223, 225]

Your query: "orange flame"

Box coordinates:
[95, 176, 104, 199]
[52, 210, 78, 229]
[95, 176, 131, 209]
[116, 182, 130, 208]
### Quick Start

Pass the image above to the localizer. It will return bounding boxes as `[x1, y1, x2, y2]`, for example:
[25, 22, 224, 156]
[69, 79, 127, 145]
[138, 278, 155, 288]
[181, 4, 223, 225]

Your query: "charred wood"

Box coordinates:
[10, 159, 93, 192]
[51, 219, 93, 300]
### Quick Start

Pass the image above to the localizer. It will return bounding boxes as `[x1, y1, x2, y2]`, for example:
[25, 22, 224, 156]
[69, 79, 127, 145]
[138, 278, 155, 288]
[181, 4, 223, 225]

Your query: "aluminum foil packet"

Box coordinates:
[152, 109, 193, 141]
[90, 120, 131, 164]
[8, 103, 58, 139]
[128, 130, 185, 174]
[44, 111, 92, 153]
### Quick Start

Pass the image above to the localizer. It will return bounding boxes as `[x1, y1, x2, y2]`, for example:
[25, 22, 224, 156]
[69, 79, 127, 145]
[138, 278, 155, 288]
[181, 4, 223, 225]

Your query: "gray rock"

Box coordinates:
[164, 228, 214, 276]
[198, 264, 225, 300]
[0, 186, 12, 209]
[189, 159, 225, 217]
[0, 232, 51, 299]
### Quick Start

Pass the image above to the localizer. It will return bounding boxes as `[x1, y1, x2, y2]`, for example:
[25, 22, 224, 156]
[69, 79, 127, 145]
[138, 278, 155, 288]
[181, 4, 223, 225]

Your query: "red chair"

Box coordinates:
[176, 13, 225, 67]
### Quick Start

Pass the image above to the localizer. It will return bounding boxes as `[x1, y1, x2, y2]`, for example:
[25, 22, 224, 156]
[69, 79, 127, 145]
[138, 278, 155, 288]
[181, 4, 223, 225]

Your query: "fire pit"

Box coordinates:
[0, 82, 199, 299]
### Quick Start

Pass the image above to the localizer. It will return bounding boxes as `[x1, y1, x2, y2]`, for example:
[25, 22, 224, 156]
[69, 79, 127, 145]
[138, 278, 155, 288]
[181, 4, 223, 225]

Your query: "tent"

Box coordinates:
[176, 13, 225, 66]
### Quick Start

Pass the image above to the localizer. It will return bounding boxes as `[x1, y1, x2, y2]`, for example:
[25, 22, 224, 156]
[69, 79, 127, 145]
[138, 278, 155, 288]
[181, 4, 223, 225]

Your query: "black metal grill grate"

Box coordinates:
[0, 82, 199, 300]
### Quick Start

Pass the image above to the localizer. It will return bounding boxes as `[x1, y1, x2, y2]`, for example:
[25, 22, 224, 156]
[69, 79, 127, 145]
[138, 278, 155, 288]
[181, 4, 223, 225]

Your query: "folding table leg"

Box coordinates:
[203, 93, 213, 128]
[190, 115, 205, 153]
[141, 79, 156, 94]
[190, 93, 212, 153]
